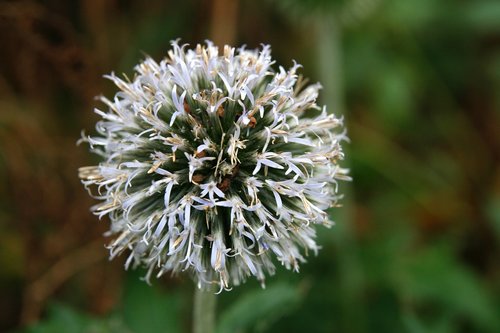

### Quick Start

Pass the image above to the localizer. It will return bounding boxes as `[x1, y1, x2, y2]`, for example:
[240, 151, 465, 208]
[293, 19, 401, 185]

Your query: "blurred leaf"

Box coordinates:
[25, 304, 87, 333]
[383, 0, 443, 31]
[373, 62, 415, 127]
[121, 273, 182, 333]
[216, 283, 303, 333]
[19, 274, 182, 333]
[396, 245, 500, 332]
[462, 1, 500, 32]
[402, 309, 457, 333]
[23, 303, 128, 333]
[276, 0, 350, 13]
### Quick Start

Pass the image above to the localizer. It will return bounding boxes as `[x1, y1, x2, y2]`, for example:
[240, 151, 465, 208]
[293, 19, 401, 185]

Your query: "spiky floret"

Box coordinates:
[79, 40, 349, 291]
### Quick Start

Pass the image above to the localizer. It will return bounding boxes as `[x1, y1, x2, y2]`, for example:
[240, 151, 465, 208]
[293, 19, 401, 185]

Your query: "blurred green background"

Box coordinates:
[1, 0, 499, 332]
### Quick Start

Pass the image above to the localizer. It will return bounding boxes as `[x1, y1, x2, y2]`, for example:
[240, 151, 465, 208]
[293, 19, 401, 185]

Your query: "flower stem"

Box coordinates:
[193, 287, 217, 333]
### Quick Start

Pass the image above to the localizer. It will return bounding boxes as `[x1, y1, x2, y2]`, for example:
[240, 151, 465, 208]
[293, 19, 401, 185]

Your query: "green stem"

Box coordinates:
[315, 16, 344, 114]
[193, 287, 217, 333]
[316, 13, 365, 332]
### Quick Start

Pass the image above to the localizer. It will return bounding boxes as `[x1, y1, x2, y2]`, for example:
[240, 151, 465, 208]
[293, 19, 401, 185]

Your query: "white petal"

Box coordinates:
[154, 215, 168, 238]
[272, 190, 282, 210]
[260, 159, 283, 170]
[164, 181, 174, 208]
[252, 161, 262, 175]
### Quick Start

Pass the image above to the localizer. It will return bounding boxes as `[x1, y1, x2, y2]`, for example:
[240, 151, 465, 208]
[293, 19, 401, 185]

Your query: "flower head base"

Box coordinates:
[79, 41, 349, 291]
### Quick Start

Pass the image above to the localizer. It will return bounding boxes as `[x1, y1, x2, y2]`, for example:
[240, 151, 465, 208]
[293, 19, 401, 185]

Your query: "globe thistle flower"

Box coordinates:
[79, 40, 349, 291]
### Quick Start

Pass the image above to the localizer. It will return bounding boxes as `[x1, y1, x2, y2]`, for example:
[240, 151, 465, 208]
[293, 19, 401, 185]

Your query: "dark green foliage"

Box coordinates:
[22, 273, 183, 333]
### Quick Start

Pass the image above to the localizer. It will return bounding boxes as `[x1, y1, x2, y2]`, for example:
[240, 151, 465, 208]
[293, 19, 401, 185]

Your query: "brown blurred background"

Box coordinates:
[0, 0, 499, 332]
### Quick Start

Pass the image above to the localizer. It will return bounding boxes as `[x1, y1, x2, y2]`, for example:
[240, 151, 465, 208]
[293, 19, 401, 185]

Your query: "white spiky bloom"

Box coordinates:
[79, 40, 349, 291]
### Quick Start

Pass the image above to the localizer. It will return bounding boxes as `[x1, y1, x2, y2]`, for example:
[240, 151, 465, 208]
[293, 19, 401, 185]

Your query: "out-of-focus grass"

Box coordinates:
[0, 0, 499, 332]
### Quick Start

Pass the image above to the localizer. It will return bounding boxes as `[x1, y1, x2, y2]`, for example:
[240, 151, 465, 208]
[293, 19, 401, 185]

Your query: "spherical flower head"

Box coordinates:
[79, 40, 349, 291]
